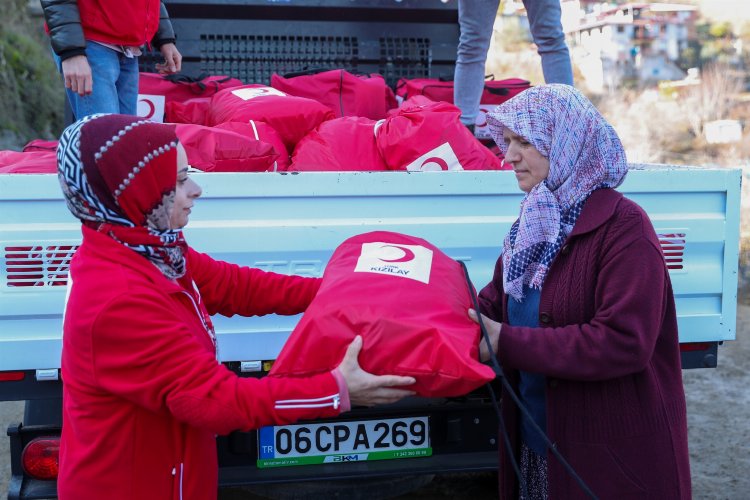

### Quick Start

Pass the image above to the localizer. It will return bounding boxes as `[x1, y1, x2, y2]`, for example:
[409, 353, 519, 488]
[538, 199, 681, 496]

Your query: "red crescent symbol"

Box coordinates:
[420, 156, 450, 171]
[139, 98, 156, 119]
[476, 107, 489, 128]
[378, 245, 416, 263]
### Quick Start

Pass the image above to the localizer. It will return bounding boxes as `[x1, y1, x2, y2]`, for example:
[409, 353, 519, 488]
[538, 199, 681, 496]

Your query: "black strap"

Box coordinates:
[281, 67, 333, 78]
[459, 261, 599, 500]
[161, 73, 233, 94]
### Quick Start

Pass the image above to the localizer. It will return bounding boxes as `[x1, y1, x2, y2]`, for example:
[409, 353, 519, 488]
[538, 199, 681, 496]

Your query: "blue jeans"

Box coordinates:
[52, 41, 140, 120]
[454, 0, 574, 125]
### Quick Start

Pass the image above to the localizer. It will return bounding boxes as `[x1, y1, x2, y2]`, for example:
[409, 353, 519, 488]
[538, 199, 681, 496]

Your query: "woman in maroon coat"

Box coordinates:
[472, 85, 691, 499]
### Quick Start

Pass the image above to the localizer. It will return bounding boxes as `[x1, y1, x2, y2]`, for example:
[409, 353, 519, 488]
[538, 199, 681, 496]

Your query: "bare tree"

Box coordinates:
[679, 63, 743, 138]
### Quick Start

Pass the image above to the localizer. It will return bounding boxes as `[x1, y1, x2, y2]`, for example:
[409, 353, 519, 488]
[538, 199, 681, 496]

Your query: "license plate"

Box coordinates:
[257, 416, 431, 468]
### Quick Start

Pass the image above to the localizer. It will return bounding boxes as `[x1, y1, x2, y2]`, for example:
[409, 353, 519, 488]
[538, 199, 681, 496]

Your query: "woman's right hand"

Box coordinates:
[336, 336, 416, 407]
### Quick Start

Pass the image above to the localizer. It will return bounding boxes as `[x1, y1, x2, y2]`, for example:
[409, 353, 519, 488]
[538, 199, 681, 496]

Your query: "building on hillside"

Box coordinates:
[561, 1, 698, 92]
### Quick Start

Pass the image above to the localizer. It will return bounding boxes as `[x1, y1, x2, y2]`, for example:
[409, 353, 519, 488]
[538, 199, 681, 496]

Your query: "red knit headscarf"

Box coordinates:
[58, 114, 188, 279]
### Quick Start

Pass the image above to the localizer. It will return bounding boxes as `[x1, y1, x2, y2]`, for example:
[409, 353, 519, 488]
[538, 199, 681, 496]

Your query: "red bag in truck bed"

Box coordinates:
[138, 72, 244, 122]
[268, 231, 495, 398]
[0, 150, 57, 174]
[376, 96, 504, 171]
[290, 116, 387, 172]
[271, 69, 398, 120]
[395, 77, 531, 140]
[207, 85, 335, 152]
[174, 123, 280, 173]
[395, 77, 531, 104]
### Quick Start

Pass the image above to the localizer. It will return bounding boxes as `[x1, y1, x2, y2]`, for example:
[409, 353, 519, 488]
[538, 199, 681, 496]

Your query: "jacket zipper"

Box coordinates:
[171, 463, 184, 500]
[180, 290, 219, 360]
[275, 394, 340, 410]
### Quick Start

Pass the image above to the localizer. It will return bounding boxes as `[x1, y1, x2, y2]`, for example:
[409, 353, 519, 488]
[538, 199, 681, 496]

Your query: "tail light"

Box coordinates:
[680, 342, 711, 352]
[22, 437, 60, 480]
[0, 371, 25, 382]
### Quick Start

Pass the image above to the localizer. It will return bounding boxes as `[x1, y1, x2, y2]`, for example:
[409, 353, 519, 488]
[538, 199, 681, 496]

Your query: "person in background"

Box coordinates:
[55, 113, 416, 500]
[41, 0, 182, 119]
[454, 0, 574, 131]
[470, 85, 690, 499]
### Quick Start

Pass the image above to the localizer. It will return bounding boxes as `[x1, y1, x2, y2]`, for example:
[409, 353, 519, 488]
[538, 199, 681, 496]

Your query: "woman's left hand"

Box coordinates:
[468, 309, 500, 362]
[337, 336, 416, 407]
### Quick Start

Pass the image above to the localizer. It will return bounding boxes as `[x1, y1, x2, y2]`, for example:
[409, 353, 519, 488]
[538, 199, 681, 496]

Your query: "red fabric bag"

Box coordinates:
[269, 231, 495, 398]
[214, 121, 291, 171]
[395, 77, 531, 140]
[22, 139, 58, 153]
[271, 69, 398, 120]
[0, 150, 57, 173]
[165, 97, 212, 125]
[289, 117, 387, 172]
[207, 85, 335, 152]
[376, 96, 503, 171]
[174, 124, 279, 173]
[138, 72, 244, 122]
[395, 77, 530, 104]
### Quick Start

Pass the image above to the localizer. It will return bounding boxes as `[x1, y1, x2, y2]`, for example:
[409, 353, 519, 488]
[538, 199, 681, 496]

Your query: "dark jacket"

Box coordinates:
[478, 188, 691, 499]
[41, 0, 176, 61]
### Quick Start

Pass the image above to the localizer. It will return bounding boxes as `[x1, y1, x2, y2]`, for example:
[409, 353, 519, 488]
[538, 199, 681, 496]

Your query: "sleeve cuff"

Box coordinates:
[331, 368, 351, 413]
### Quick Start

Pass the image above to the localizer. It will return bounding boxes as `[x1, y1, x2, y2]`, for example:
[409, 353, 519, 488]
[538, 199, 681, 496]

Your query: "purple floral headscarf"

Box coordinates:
[487, 84, 628, 301]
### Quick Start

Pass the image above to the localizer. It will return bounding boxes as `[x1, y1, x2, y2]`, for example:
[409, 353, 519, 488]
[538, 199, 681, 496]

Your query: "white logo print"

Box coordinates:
[232, 86, 287, 101]
[136, 94, 166, 122]
[354, 242, 433, 284]
[404, 142, 463, 172]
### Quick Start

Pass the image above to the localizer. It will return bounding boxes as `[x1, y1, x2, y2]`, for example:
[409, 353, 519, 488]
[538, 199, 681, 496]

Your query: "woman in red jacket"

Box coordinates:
[472, 85, 691, 499]
[55, 113, 416, 499]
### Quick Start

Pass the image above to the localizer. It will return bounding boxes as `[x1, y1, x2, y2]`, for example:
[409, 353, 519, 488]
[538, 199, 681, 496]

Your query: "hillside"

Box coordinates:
[0, 0, 64, 151]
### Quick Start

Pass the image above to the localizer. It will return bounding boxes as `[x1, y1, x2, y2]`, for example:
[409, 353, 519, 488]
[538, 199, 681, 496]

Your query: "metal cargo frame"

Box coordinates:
[140, 0, 459, 87]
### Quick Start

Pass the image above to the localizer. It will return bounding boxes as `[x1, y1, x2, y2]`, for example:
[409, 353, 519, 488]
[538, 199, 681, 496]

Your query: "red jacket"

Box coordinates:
[59, 226, 342, 500]
[75, 0, 161, 47]
[479, 189, 691, 499]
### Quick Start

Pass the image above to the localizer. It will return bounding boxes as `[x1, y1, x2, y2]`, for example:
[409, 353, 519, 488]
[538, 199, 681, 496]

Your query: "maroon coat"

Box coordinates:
[478, 188, 691, 499]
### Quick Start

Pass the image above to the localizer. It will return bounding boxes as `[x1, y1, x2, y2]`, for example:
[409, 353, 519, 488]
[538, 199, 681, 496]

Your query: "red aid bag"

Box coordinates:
[271, 69, 398, 120]
[394, 77, 530, 141]
[174, 124, 279, 172]
[289, 117, 387, 172]
[215, 121, 291, 171]
[0, 150, 57, 173]
[165, 97, 212, 125]
[138, 72, 244, 122]
[395, 77, 530, 104]
[269, 231, 496, 398]
[207, 85, 335, 152]
[376, 96, 502, 171]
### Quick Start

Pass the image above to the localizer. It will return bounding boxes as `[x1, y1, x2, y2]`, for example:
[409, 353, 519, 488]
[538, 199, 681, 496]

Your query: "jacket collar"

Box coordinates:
[80, 225, 188, 294]
[569, 188, 623, 237]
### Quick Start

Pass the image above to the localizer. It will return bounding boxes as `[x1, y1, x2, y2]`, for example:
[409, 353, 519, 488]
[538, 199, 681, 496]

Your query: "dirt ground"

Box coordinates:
[2, 305, 749, 499]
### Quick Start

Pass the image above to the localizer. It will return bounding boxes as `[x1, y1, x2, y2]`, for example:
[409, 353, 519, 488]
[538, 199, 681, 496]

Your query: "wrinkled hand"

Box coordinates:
[337, 336, 416, 407]
[61, 55, 93, 96]
[468, 309, 500, 362]
[156, 43, 182, 74]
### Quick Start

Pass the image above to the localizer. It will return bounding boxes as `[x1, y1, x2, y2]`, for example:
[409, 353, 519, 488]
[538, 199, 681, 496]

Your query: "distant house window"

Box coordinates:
[661, 24, 667, 34]
[617, 26, 625, 33]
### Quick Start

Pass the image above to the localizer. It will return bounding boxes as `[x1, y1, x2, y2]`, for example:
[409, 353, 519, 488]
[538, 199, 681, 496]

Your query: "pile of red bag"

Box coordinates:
[2, 71, 528, 175]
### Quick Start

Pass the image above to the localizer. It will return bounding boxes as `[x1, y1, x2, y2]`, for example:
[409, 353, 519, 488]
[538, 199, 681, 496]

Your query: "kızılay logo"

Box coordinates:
[354, 242, 433, 284]
[232, 86, 287, 101]
[404, 142, 463, 172]
[136, 94, 165, 122]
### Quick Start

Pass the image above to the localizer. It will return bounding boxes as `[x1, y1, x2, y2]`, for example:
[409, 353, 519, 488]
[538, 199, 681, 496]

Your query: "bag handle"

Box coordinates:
[281, 67, 333, 78]
[161, 73, 233, 94]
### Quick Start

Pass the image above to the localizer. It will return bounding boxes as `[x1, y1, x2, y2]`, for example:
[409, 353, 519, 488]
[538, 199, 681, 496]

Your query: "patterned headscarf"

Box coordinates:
[57, 114, 187, 280]
[487, 84, 628, 301]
